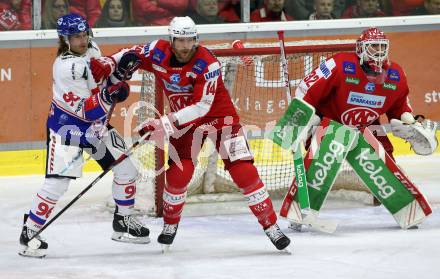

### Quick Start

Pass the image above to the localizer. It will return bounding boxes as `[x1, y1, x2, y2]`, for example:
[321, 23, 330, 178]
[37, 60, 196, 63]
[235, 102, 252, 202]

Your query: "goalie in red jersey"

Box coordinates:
[296, 27, 437, 158]
[284, 27, 437, 231]
[91, 16, 291, 251]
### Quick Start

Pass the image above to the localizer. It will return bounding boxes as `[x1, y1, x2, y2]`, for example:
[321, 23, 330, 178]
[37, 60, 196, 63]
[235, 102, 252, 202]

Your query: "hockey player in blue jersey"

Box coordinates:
[19, 13, 149, 258]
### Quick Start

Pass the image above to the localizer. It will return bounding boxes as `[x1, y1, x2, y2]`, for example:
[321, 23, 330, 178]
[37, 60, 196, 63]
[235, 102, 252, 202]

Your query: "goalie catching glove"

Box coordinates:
[390, 112, 438, 155]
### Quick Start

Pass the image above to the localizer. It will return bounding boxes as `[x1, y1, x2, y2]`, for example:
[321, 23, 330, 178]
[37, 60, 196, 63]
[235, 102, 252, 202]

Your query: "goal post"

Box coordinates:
[133, 40, 368, 217]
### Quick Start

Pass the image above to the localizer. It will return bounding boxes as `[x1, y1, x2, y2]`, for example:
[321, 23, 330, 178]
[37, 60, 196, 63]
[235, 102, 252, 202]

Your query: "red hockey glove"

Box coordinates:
[91, 57, 115, 84]
[101, 81, 130, 104]
[138, 114, 177, 138]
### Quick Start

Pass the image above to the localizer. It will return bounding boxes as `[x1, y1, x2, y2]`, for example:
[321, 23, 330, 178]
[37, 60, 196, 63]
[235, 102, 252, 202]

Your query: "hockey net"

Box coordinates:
[132, 40, 372, 216]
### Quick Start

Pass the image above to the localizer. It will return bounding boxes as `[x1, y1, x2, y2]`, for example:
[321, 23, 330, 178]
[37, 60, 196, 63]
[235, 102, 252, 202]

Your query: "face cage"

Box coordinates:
[359, 39, 389, 73]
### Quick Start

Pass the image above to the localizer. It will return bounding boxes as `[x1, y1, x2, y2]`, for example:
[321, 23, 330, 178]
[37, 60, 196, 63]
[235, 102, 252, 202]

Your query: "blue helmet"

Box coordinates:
[56, 13, 90, 37]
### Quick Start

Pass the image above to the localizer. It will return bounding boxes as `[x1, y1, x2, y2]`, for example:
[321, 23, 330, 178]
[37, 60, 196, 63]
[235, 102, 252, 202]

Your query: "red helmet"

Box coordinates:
[356, 27, 390, 74]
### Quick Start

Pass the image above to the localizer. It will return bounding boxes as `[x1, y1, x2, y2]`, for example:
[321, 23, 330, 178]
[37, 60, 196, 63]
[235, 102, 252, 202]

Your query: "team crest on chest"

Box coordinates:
[170, 73, 181, 84]
[364, 82, 375, 92]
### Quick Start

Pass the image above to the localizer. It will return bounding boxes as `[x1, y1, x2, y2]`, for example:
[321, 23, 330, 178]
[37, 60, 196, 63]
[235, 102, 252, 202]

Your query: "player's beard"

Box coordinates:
[174, 47, 196, 63]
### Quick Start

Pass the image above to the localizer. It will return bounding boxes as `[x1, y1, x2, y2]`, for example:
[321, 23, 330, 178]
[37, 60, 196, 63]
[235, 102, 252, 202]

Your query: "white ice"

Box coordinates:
[1, 155, 439, 279]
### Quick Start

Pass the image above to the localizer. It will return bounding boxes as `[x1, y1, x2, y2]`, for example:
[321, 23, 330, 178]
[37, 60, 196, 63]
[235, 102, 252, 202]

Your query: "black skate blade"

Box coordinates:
[111, 232, 150, 244]
[18, 246, 46, 259]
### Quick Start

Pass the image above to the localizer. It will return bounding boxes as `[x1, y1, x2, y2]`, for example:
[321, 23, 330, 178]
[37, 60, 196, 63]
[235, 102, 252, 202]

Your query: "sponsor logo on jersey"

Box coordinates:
[383, 82, 397, 90]
[204, 68, 221, 80]
[364, 82, 375, 92]
[345, 77, 360, 85]
[343, 61, 356, 74]
[186, 71, 197, 79]
[152, 48, 165, 64]
[170, 73, 181, 84]
[341, 107, 379, 127]
[319, 62, 331, 79]
[58, 114, 69, 125]
[193, 59, 208, 74]
[162, 79, 193, 93]
[347, 91, 385, 108]
[152, 64, 167, 73]
[387, 68, 400, 81]
[143, 43, 150, 57]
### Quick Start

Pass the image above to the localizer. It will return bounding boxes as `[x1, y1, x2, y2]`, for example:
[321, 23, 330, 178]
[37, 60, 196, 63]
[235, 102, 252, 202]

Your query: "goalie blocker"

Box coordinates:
[279, 117, 432, 230]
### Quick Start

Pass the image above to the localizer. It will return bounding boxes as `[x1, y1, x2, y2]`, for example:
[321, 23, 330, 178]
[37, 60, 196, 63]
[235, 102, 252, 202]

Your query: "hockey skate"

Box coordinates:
[18, 214, 48, 258]
[112, 208, 150, 244]
[157, 223, 178, 253]
[264, 224, 291, 252]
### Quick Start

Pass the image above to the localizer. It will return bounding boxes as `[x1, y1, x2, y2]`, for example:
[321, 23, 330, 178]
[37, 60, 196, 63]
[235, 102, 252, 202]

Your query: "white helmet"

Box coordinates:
[168, 16, 198, 44]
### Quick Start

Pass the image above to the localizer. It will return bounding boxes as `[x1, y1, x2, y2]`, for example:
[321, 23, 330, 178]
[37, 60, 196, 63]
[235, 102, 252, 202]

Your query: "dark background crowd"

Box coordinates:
[1, 0, 439, 31]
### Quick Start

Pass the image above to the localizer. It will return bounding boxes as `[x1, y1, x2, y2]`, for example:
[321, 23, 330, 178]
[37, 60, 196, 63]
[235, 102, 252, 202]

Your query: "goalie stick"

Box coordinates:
[26, 132, 151, 250]
[276, 31, 338, 233]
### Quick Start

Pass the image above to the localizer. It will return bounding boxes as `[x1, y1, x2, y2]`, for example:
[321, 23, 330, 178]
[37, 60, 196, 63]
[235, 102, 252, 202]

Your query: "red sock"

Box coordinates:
[163, 160, 194, 224]
[228, 162, 277, 228]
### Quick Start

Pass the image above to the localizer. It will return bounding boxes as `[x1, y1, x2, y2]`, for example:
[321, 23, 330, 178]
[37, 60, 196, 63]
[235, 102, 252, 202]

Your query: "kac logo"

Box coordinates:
[341, 107, 379, 127]
[170, 73, 181, 84]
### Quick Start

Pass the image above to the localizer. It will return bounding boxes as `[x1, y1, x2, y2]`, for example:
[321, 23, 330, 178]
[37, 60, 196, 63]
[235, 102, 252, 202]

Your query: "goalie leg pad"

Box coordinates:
[348, 128, 432, 228]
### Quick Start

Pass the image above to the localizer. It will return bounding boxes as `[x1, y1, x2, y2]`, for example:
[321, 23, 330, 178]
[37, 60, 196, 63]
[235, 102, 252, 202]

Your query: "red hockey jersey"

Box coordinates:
[296, 52, 412, 127]
[112, 39, 239, 127]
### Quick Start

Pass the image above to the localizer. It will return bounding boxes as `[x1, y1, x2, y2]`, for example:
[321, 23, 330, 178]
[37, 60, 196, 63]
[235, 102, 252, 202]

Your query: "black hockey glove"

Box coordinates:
[101, 81, 130, 104]
[113, 51, 142, 81]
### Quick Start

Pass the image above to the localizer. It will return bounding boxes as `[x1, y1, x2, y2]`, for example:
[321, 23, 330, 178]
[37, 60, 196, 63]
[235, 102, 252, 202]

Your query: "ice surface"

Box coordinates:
[1, 155, 439, 279]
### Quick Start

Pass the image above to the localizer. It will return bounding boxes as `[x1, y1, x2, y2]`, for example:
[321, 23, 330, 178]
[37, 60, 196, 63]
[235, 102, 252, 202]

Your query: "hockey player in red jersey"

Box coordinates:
[91, 16, 291, 251]
[296, 27, 437, 158]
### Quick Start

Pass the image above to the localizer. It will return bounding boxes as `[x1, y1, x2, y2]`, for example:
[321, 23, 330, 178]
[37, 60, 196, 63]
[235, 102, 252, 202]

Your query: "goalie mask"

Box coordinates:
[168, 16, 199, 46]
[356, 27, 390, 78]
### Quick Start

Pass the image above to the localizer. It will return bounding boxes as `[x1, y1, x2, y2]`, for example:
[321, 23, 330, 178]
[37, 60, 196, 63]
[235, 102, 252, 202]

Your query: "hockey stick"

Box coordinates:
[277, 30, 309, 207]
[59, 59, 137, 176]
[277, 31, 338, 233]
[27, 132, 150, 249]
[58, 102, 116, 176]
